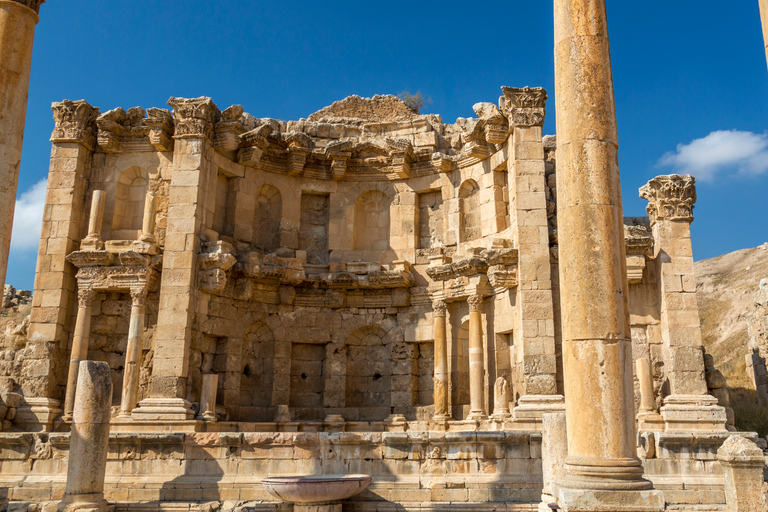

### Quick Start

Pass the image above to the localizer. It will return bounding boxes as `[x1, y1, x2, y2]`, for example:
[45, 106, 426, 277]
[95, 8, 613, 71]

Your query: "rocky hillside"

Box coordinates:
[697, 243, 768, 387]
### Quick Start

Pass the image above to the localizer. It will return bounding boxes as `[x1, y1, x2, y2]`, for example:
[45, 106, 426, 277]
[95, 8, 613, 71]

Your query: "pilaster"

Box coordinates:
[17, 100, 98, 431]
[134, 97, 220, 421]
[640, 174, 726, 432]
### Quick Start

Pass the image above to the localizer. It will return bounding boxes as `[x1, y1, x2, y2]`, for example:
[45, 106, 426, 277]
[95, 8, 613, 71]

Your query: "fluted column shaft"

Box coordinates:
[0, 0, 41, 293]
[433, 300, 449, 420]
[467, 295, 486, 419]
[63, 288, 96, 420]
[554, 0, 647, 489]
[119, 288, 147, 418]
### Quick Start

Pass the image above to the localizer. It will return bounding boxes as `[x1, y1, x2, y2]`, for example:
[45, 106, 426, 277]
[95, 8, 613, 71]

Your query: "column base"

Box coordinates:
[556, 487, 664, 512]
[512, 394, 565, 430]
[637, 411, 665, 432]
[660, 394, 727, 432]
[15, 397, 62, 432]
[58, 493, 108, 512]
[131, 397, 194, 421]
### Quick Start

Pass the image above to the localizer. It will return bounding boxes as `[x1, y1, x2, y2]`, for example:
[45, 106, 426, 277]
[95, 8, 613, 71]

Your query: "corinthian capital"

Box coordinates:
[433, 300, 447, 318]
[500, 86, 548, 128]
[167, 97, 221, 143]
[467, 295, 483, 312]
[51, 100, 99, 150]
[10, 0, 45, 14]
[77, 288, 96, 308]
[639, 174, 697, 225]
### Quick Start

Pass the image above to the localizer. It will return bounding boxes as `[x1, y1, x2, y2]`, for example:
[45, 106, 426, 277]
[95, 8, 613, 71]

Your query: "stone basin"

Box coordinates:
[262, 474, 372, 504]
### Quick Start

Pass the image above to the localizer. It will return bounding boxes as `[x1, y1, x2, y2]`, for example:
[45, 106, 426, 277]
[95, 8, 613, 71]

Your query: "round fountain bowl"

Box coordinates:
[262, 474, 372, 504]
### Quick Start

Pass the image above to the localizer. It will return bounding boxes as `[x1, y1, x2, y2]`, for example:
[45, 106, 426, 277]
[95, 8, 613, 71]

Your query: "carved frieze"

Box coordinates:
[96, 107, 150, 153]
[427, 247, 518, 283]
[167, 97, 221, 143]
[66, 251, 113, 269]
[51, 100, 99, 150]
[487, 265, 518, 289]
[75, 262, 159, 293]
[500, 86, 548, 128]
[639, 174, 697, 225]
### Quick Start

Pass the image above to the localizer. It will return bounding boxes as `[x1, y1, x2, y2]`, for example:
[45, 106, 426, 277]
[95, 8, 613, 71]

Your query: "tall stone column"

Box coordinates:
[133, 97, 220, 421]
[63, 288, 96, 421]
[58, 360, 112, 512]
[640, 174, 726, 431]
[553, 1, 663, 509]
[432, 300, 449, 420]
[760, 0, 768, 72]
[17, 100, 98, 431]
[467, 295, 486, 420]
[0, 0, 44, 293]
[118, 288, 146, 419]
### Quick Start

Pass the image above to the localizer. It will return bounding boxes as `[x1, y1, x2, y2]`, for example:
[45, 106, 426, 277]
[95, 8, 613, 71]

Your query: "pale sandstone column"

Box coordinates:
[197, 373, 218, 421]
[0, 0, 44, 293]
[553, 0, 663, 506]
[636, 358, 655, 413]
[63, 288, 96, 421]
[433, 300, 450, 420]
[80, 190, 106, 251]
[640, 175, 726, 432]
[467, 294, 486, 420]
[117, 288, 146, 419]
[539, 411, 568, 512]
[58, 360, 111, 512]
[139, 190, 157, 242]
[760, 0, 768, 71]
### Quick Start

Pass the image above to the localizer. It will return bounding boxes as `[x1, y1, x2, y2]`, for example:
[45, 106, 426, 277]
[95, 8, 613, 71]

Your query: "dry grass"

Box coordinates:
[730, 387, 768, 437]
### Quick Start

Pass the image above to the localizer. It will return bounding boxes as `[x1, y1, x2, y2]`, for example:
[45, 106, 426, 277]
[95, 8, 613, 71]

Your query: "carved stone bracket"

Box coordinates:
[237, 125, 272, 167]
[51, 100, 99, 150]
[96, 107, 150, 153]
[214, 105, 258, 151]
[386, 138, 415, 178]
[167, 97, 221, 143]
[431, 152, 458, 173]
[500, 86, 548, 128]
[198, 241, 237, 296]
[145, 108, 175, 152]
[639, 174, 697, 225]
[326, 141, 353, 180]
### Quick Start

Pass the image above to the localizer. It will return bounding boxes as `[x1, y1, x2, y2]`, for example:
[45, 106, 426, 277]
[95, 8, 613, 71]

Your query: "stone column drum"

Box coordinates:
[63, 289, 96, 420]
[58, 360, 112, 512]
[553, 0, 663, 509]
[80, 190, 106, 251]
[760, 0, 768, 72]
[433, 300, 449, 420]
[118, 288, 147, 418]
[467, 294, 486, 420]
[0, 0, 44, 292]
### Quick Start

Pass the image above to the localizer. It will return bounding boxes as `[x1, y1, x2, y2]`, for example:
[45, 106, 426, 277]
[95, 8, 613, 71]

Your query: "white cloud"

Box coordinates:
[658, 130, 768, 182]
[10, 178, 47, 251]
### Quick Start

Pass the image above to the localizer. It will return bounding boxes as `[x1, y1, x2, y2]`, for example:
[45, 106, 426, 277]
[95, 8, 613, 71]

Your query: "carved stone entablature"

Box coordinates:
[198, 241, 237, 296]
[500, 86, 548, 128]
[284, 132, 313, 176]
[214, 105, 258, 151]
[624, 218, 653, 257]
[427, 247, 518, 283]
[66, 251, 113, 269]
[321, 268, 415, 290]
[487, 265, 518, 289]
[145, 108, 175, 152]
[10, 0, 45, 14]
[96, 107, 150, 153]
[430, 274, 491, 304]
[237, 125, 272, 167]
[326, 141, 353, 180]
[238, 252, 306, 286]
[167, 97, 221, 143]
[473, 102, 510, 144]
[639, 174, 697, 225]
[386, 138, 415, 178]
[51, 100, 99, 150]
[431, 152, 457, 173]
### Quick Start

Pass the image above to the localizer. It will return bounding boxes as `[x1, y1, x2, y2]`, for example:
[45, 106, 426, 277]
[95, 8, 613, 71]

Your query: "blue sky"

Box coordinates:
[7, 1, 768, 290]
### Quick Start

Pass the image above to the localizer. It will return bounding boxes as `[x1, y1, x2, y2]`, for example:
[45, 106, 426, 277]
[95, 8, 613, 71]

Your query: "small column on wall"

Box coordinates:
[18, 100, 99, 431]
[466, 294, 487, 420]
[640, 174, 726, 432]
[432, 300, 450, 421]
[117, 288, 147, 419]
[133, 97, 220, 422]
[62, 288, 96, 421]
[501, 86, 563, 427]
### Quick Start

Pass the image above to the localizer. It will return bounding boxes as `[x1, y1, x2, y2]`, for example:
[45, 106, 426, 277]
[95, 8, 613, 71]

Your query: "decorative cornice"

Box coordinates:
[51, 100, 99, 150]
[500, 86, 548, 128]
[9, 0, 45, 15]
[167, 97, 221, 143]
[639, 174, 697, 225]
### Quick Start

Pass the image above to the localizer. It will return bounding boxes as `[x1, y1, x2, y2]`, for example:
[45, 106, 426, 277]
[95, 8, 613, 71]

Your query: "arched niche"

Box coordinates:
[239, 322, 276, 422]
[253, 184, 282, 252]
[345, 325, 391, 420]
[459, 179, 481, 242]
[353, 190, 390, 251]
[111, 166, 148, 240]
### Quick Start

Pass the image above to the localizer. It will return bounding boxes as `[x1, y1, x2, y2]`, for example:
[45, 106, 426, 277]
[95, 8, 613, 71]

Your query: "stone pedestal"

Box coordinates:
[467, 295, 486, 420]
[432, 300, 449, 420]
[63, 289, 96, 421]
[717, 435, 767, 512]
[552, 0, 663, 509]
[58, 360, 112, 512]
[0, 0, 43, 292]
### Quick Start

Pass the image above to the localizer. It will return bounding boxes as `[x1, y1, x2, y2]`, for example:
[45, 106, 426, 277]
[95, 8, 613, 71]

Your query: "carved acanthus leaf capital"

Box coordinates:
[167, 97, 221, 143]
[467, 295, 483, 312]
[433, 300, 447, 317]
[10, 0, 45, 14]
[77, 288, 96, 308]
[130, 287, 148, 306]
[639, 174, 697, 225]
[500, 86, 548, 128]
[51, 100, 99, 150]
